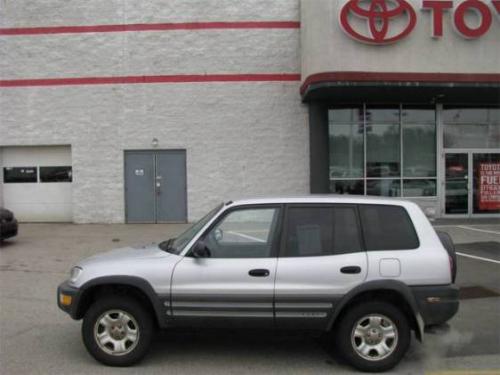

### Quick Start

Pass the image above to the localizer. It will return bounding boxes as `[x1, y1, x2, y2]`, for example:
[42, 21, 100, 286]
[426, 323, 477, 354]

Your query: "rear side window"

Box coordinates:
[284, 206, 362, 257]
[359, 205, 419, 250]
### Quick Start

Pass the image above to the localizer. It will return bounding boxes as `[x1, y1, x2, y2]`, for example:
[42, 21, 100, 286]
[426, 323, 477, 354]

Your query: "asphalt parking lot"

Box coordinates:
[1, 220, 499, 375]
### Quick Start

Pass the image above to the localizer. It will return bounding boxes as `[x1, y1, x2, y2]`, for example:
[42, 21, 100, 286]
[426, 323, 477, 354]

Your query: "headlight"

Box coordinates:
[69, 266, 83, 284]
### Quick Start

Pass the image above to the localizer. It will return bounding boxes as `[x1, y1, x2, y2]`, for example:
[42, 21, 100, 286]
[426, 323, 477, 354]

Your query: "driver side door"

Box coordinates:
[170, 205, 282, 328]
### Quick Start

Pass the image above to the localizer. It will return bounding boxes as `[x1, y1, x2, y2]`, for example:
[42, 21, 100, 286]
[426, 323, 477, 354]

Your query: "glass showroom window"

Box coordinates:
[329, 105, 437, 197]
[329, 107, 364, 195]
[443, 108, 499, 149]
[366, 106, 401, 196]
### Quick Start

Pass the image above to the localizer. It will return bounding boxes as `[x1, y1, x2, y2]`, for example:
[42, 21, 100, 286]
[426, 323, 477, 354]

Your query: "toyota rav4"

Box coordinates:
[57, 196, 459, 372]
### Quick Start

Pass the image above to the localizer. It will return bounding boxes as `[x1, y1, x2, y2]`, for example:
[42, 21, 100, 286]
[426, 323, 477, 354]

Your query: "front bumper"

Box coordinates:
[411, 284, 459, 326]
[57, 281, 81, 319]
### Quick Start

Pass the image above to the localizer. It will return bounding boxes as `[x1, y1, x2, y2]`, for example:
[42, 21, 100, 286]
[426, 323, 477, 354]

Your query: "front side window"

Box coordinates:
[203, 207, 280, 258]
[167, 203, 223, 254]
[359, 205, 419, 251]
[284, 206, 362, 257]
[3, 167, 38, 183]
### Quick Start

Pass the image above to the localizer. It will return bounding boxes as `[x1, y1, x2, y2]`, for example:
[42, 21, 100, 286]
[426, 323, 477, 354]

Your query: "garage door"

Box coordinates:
[1, 146, 73, 222]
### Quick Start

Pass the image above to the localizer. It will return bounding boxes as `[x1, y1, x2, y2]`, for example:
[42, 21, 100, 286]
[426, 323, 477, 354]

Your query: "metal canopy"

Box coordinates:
[302, 81, 500, 105]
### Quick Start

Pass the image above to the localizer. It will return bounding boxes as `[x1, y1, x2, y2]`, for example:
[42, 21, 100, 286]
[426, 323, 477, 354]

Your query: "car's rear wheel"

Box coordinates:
[335, 302, 410, 372]
[82, 296, 153, 366]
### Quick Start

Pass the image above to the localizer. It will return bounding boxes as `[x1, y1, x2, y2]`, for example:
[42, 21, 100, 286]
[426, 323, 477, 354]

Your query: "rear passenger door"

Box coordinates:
[274, 204, 367, 329]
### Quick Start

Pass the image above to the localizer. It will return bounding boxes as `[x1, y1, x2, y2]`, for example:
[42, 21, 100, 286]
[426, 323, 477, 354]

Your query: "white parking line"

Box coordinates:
[456, 252, 500, 264]
[433, 224, 464, 228]
[456, 225, 500, 235]
[226, 231, 266, 243]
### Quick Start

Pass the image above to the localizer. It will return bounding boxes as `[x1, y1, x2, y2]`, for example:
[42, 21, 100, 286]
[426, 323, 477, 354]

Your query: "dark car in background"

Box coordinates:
[0, 208, 18, 241]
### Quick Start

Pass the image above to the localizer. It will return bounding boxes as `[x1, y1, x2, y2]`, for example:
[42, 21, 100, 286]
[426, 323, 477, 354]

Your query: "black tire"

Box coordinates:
[335, 302, 411, 373]
[436, 230, 457, 282]
[82, 296, 154, 366]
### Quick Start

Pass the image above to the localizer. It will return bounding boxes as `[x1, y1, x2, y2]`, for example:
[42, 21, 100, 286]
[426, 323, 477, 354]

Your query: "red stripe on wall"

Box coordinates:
[0, 21, 300, 36]
[300, 72, 500, 95]
[0, 73, 301, 88]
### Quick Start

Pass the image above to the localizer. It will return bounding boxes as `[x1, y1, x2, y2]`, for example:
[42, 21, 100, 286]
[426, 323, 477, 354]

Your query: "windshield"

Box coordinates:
[160, 203, 223, 255]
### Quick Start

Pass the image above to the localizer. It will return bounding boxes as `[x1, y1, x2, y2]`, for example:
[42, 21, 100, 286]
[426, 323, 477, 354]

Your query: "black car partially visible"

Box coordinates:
[0, 208, 18, 241]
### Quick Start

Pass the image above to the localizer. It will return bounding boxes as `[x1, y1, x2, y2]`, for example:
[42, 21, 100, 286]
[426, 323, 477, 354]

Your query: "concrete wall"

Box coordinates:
[0, 0, 307, 223]
[0, 0, 300, 26]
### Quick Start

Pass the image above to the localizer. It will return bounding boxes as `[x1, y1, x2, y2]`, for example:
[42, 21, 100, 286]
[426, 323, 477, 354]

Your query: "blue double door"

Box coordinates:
[125, 150, 187, 223]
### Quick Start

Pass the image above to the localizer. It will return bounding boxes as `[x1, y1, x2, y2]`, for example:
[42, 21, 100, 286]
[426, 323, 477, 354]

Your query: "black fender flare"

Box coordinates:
[327, 280, 424, 341]
[76, 276, 168, 328]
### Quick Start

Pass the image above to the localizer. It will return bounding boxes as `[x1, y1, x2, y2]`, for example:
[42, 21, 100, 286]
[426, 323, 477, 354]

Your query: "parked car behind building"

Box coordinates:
[0, 208, 18, 241]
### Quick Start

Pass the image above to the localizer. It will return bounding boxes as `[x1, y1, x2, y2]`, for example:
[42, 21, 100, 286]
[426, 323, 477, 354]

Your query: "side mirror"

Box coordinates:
[191, 241, 211, 258]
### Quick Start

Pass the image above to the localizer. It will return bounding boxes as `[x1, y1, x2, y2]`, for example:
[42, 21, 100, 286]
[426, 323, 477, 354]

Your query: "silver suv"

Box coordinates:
[57, 196, 459, 372]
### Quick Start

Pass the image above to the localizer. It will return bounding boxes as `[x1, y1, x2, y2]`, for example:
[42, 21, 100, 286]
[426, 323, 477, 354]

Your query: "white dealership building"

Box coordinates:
[0, 0, 499, 223]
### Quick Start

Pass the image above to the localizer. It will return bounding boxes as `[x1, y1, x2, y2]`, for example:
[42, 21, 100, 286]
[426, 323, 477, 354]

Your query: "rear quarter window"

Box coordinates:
[359, 204, 419, 250]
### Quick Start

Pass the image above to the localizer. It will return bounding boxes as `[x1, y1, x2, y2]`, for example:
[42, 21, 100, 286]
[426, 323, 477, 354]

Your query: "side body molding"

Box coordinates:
[326, 280, 425, 341]
[77, 276, 169, 328]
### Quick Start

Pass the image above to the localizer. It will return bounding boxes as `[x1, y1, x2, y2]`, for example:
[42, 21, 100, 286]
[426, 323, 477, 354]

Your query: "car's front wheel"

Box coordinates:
[335, 302, 410, 372]
[82, 296, 153, 366]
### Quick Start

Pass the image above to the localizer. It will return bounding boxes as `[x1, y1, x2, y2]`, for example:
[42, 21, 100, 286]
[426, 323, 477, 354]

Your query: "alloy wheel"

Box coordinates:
[350, 314, 399, 361]
[93, 309, 140, 356]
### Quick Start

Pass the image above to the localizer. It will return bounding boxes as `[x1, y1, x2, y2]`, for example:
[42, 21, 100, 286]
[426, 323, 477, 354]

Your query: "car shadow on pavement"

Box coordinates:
[0, 240, 16, 249]
[147, 329, 413, 373]
[144, 330, 431, 374]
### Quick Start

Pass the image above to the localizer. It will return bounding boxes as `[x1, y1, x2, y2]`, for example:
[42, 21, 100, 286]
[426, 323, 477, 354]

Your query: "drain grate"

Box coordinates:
[459, 286, 500, 300]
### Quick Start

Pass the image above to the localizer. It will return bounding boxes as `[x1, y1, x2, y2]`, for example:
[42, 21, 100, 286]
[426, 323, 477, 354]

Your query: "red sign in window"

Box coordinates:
[479, 163, 500, 211]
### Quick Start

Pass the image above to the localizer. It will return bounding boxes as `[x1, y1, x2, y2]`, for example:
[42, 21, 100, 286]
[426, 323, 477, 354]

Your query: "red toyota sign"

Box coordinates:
[339, 0, 500, 44]
[340, 0, 417, 44]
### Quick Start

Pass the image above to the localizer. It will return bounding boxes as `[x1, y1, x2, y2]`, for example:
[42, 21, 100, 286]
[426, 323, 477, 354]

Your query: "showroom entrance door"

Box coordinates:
[443, 152, 500, 217]
[125, 150, 187, 223]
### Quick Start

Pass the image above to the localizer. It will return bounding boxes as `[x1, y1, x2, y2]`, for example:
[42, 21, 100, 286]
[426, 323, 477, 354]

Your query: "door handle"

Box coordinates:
[249, 269, 270, 277]
[340, 266, 362, 274]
